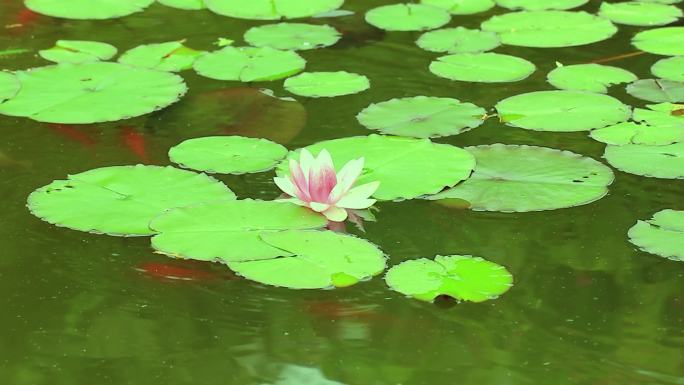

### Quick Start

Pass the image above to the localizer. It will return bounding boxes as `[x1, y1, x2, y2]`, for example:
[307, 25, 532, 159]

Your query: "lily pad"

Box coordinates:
[590, 122, 684, 145]
[150, 200, 327, 262]
[496, 90, 631, 132]
[626, 79, 684, 103]
[244, 23, 341, 51]
[652, 56, 684, 82]
[481, 11, 618, 48]
[39, 40, 118, 64]
[547, 64, 637, 93]
[429, 52, 536, 83]
[604, 142, 684, 179]
[365, 4, 451, 32]
[284, 71, 369, 98]
[495, 0, 588, 10]
[0, 72, 20, 102]
[0, 62, 187, 124]
[356, 96, 486, 138]
[277, 134, 476, 201]
[27, 165, 236, 236]
[385, 255, 513, 303]
[417, 27, 500, 54]
[118, 41, 206, 72]
[193, 46, 305, 82]
[629, 210, 684, 261]
[599, 2, 682, 26]
[205, 0, 344, 20]
[632, 27, 684, 56]
[158, 0, 206, 10]
[420, 0, 496, 15]
[25, 0, 154, 19]
[428, 144, 614, 212]
[169, 136, 288, 174]
[227, 230, 386, 289]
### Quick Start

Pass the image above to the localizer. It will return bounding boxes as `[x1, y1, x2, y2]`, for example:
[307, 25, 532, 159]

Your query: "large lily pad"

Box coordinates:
[244, 23, 341, 51]
[356, 96, 486, 138]
[417, 27, 501, 54]
[150, 200, 327, 262]
[205, 0, 344, 19]
[193, 46, 305, 82]
[118, 41, 206, 72]
[365, 4, 450, 32]
[385, 255, 513, 303]
[158, 0, 206, 10]
[632, 27, 684, 56]
[0, 72, 20, 102]
[277, 135, 476, 201]
[481, 11, 618, 48]
[169, 136, 288, 174]
[25, 0, 154, 19]
[652, 56, 684, 82]
[284, 71, 369, 98]
[420, 0, 495, 15]
[590, 122, 684, 145]
[547, 64, 637, 93]
[496, 90, 631, 132]
[626, 79, 684, 103]
[0, 62, 187, 124]
[39, 40, 118, 64]
[599, 1, 682, 26]
[429, 52, 536, 83]
[495, 0, 588, 10]
[604, 142, 684, 179]
[428, 144, 614, 212]
[27, 165, 236, 236]
[629, 210, 684, 261]
[227, 230, 387, 289]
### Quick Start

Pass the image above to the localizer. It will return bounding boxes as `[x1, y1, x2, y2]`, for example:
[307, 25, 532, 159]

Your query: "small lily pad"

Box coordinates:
[429, 52, 536, 83]
[356, 96, 486, 138]
[28, 165, 236, 236]
[495, 0, 588, 10]
[385, 255, 513, 303]
[632, 27, 684, 56]
[227, 230, 387, 289]
[420, 0, 496, 15]
[26, 0, 154, 19]
[629, 210, 684, 261]
[547, 63, 637, 93]
[169, 136, 288, 174]
[244, 23, 341, 51]
[599, 1, 682, 26]
[365, 4, 451, 32]
[284, 71, 369, 98]
[496, 90, 631, 132]
[118, 41, 206, 72]
[158, 0, 206, 10]
[417, 27, 501, 54]
[652, 56, 684, 82]
[428, 144, 614, 212]
[0, 72, 20, 102]
[193, 46, 305, 82]
[626, 79, 684, 103]
[39, 40, 118, 64]
[590, 122, 684, 145]
[205, 0, 344, 19]
[604, 142, 684, 179]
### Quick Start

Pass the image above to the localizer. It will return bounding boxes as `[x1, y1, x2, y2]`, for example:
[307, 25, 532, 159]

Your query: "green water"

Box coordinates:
[1, 1, 683, 384]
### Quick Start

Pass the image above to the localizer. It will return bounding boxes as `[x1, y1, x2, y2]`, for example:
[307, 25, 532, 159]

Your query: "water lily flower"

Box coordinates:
[274, 149, 380, 222]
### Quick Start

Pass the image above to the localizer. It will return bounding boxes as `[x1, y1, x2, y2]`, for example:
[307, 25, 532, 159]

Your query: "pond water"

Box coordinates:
[1, 0, 683, 384]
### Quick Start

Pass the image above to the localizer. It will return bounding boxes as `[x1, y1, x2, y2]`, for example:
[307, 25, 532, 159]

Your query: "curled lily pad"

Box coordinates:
[118, 41, 206, 72]
[0, 62, 187, 124]
[244, 23, 341, 51]
[385, 255, 513, 303]
[25, 0, 154, 19]
[277, 135, 476, 201]
[39, 40, 117, 64]
[496, 90, 631, 132]
[205, 0, 344, 20]
[356, 96, 486, 138]
[194, 46, 305, 82]
[629, 210, 684, 261]
[429, 52, 536, 83]
[495, 0, 588, 10]
[547, 64, 637, 93]
[652, 57, 684, 82]
[481, 11, 617, 48]
[284, 71, 369, 98]
[0, 72, 20, 102]
[420, 0, 496, 15]
[169, 136, 288, 174]
[428, 144, 614, 212]
[365, 4, 450, 32]
[627, 79, 684, 103]
[590, 122, 684, 145]
[417, 27, 500, 54]
[27, 165, 236, 236]
[604, 142, 684, 179]
[632, 27, 684, 56]
[227, 230, 387, 289]
[158, 0, 206, 10]
[599, 2, 682, 26]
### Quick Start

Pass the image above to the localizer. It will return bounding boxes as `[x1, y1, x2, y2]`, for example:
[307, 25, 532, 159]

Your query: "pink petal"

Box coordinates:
[328, 157, 364, 203]
[289, 159, 310, 202]
[298, 148, 315, 184]
[273, 176, 297, 197]
[322, 206, 348, 222]
[336, 181, 380, 209]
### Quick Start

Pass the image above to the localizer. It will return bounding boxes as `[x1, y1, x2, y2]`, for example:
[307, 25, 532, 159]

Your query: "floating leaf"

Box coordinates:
[205, 0, 344, 20]
[150, 200, 327, 262]
[495, 0, 588, 10]
[547, 64, 637, 93]
[417, 27, 501, 54]
[25, 0, 154, 19]
[244, 23, 341, 51]
[277, 134, 476, 201]
[284, 71, 369, 98]
[634, 103, 684, 127]
[420, 0, 495, 15]
[194, 46, 305, 82]
[590, 122, 684, 145]
[365, 4, 450, 32]
[652, 56, 684, 82]
[227, 230, 386, 289]
[626, 79, 684, 103]
[27, 165, 235, 236]
[169, 136, 288, 174]
[599, 2, 682, 26]
[428, 144, 614, 212]
[385, 255, 513, 303]
[158, 0, 206, 10]
[629, 210, 684, 261]
[39, 40, 117, 64]
[0, 62, 187, 124]
[118, 41, 206, 72]
[356, 96, 486, 138]
[0, 72, 20, 102]
[496, 90, 631, 132]
[639, 0, 682, 3]
[429, 52, 536, 83]
[604, 142, 684, 179]
[481, 11, 617, 48]
[632, 27, 684, 56]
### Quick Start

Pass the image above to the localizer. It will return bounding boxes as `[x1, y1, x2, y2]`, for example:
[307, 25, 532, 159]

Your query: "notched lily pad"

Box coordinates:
[284, 71, 369, 98]
[118, 41, 206, 72]
[547, 63, 637, 93]
[495, 0, 588, 10]
[632, 27, 684, 56]
[244, 23, 341, 51]
[0, 72, 20, 102]
[193, 46, 305, 82]
[629, 210, 684, 261]
[205, 0, 344, 20]
[26, 0, 154, 19]
[429, 52, 536, 83]
[626, 79, 684, 103]
[39, 40, 118, 64]
[417, 27, 501, 54]
[652, 56, 684, 82]
[365, 4, 451, 32]
[599, 2, 682, 26]
[420, 0, 495, 15]
[604, 141, 684, 179]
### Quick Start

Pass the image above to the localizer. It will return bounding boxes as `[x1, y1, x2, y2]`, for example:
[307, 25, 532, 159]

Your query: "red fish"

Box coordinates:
[46, 124, 98, 147]
[119, 126, 150, 163]
[5, 9, 41, 30]
[135, 261, 235, 282]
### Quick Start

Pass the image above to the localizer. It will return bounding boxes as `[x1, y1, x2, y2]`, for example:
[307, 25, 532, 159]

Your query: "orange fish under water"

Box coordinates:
[135, 261, 237, 282]
[46, 124, 98, 147]
[119, 126, 150, 163]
